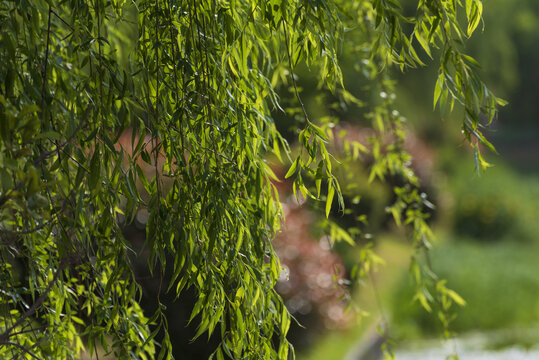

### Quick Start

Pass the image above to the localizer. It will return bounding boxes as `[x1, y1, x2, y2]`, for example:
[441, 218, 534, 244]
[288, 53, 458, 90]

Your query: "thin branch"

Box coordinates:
[154, 0, 162, 196]
[2, 325, 47, 339]
[95, 0, 104, 126]
[2, 341, 42, 360]
[199, 9, 222, 174]
[51, 9, 73, 31]
[166, 0, 186, 155]
[282, 23, 312, 126]
[40, 5, 52, 121]
[0, 218, 53, 236]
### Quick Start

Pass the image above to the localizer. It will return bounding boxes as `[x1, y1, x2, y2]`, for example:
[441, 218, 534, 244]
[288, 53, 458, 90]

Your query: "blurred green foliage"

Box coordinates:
[390, 161, 539, 336]
[290, 0, 539, 352]
[347, 0, 539, 348]
[385, 0, 539, 337]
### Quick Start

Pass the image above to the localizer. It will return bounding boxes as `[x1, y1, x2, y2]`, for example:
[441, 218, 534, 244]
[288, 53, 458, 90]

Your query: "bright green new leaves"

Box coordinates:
[466, 0, 483, 36]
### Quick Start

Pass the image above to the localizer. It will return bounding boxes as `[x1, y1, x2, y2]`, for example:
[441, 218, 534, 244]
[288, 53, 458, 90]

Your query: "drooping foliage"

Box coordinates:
[0, 0, 503, 359]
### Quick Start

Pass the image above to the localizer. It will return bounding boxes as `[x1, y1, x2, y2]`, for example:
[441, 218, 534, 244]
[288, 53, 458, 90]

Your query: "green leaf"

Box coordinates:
[467, 1, 483, 36]
[326, 181, 334, 218]
[414, 291, 432, 312]
[285, 157, 299, 179]
[88, 150, 101, 191]
[446, 289, 466, 306]
[433, 74, 444, 109]
[415, 31, 432, 58]
[18, 104, 40, 118]
[37, 131, 62, 141]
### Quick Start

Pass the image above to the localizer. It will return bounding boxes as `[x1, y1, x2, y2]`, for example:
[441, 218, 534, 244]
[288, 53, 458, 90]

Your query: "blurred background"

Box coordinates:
[285, 0, 539, 359]
[124, 0, 539, 359]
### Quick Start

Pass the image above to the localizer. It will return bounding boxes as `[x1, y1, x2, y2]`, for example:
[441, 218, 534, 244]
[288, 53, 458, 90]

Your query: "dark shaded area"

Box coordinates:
[124, 225, 220, 359]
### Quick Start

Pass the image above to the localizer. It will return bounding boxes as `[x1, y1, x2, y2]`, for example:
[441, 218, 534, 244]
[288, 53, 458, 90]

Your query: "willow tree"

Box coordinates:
[0, 0, 503, 359]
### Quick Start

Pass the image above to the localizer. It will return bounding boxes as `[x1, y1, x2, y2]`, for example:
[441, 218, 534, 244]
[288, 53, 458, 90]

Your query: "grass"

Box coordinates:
[390, 239, 539, 336]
